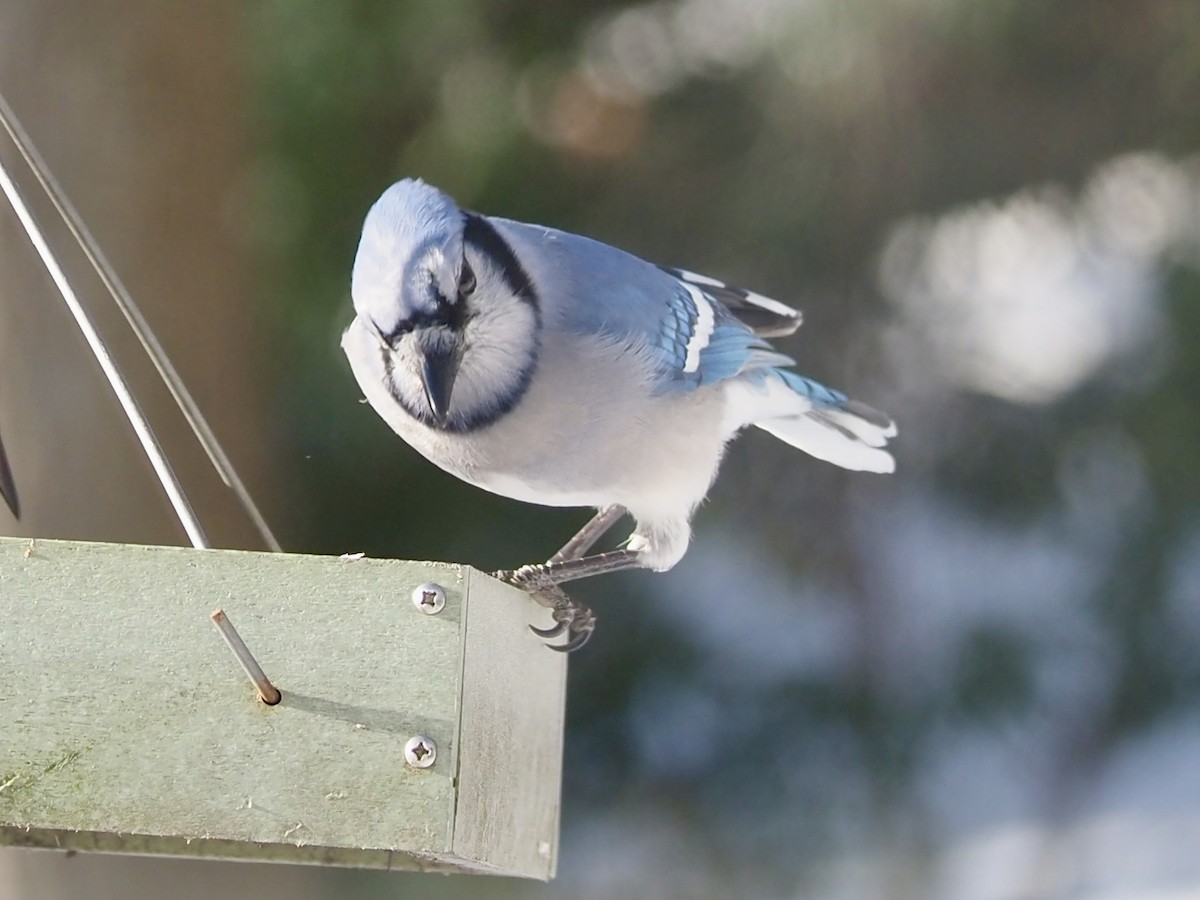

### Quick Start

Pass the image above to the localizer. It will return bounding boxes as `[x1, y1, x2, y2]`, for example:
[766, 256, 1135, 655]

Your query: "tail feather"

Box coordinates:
[840, 399, 898, 437]
[809, 403, 896, 448]
[725, 369, 897, 474]
[758, 415, 896, 473]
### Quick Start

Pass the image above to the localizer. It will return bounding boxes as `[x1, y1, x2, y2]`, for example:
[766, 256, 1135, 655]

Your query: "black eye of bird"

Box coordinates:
[458, 260, 476, 298]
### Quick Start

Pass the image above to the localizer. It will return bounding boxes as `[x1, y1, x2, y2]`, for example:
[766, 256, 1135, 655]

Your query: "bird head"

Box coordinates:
[345, 179, 541, 433]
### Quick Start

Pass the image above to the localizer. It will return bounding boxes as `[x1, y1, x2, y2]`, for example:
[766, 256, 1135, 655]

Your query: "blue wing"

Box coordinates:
[648, 279, 792, 392]
[495, 219, 792, 394]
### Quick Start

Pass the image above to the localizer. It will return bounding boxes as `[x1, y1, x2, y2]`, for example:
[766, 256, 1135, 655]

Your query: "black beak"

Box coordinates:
[420, 347, 461, 426]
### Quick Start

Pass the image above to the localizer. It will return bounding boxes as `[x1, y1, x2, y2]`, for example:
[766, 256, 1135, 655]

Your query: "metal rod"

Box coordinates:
[210, 608, 281, 705]
[0, 151, 209, 549]
[0, 90, 282, 552]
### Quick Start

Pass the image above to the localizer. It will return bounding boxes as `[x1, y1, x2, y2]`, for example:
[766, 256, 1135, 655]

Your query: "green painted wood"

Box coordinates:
[454, 569, 565, 875]
[0, 538, 565, 879]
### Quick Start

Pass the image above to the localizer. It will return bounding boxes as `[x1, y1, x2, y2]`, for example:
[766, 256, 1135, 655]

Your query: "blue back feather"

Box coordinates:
[494, 218, 844, 401]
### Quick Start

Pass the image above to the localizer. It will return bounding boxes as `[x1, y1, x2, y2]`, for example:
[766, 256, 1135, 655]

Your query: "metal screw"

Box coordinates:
[404, 735, 437, 768]
[411, 582, 446, 615]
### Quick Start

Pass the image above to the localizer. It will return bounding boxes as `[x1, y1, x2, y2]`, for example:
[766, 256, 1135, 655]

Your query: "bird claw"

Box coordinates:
[494, 567, 596, 652]
[529, 620, 567, 639]
[534, 596, 596, 652]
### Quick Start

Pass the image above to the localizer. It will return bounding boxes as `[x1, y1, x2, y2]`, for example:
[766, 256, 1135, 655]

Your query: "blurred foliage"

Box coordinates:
[237, 0, 1200, 896]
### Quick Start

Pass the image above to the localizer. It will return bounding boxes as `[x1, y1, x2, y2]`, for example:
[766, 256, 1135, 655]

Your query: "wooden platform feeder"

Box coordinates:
[0, 537, 566, 879]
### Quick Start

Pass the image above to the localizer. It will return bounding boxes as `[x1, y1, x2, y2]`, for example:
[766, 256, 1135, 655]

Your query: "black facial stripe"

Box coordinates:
[428, 271, 450, 308]
[382, 339, 538, 435]
[381, 349, 410, 416]
[378, 319, 410, 344]
[438, 351, 537, 434]
[384, 303, 465, 345]
[462, 212, 539, 308]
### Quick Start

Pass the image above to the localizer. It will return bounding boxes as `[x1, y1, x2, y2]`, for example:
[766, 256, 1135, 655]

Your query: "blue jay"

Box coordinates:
[342, 179, 896, 648]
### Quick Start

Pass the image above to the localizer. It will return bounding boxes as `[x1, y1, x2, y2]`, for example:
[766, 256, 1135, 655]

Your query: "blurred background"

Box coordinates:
[2, 1, 1199, 898]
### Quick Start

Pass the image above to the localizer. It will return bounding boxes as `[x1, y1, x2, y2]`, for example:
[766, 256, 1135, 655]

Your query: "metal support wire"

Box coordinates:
[0, 152, 209, 548]
[0, 90, 282, 552]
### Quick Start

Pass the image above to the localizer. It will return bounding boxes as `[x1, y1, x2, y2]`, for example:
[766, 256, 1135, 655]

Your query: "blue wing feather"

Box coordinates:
[649, 284, 773, 391]
[493, 217, 786, 393]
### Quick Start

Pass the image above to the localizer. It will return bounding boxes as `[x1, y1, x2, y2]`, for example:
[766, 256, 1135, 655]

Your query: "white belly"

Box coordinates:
[344, 316, 728, 521]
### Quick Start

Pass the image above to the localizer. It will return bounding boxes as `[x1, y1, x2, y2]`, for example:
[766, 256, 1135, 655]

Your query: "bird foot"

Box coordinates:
[494, 566, 596, 652]
[497, 562, 562, 592]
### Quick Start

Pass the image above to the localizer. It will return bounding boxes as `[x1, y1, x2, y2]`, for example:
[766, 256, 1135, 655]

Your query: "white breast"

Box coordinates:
[343, 315, 730, 521]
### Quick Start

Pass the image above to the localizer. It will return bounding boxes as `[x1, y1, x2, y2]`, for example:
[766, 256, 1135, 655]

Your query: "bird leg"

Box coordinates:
[502, 548, 644, 590]
[497, 548, 645, 654]
[496, 528, 643, 652]
[549, 504, 627, 562]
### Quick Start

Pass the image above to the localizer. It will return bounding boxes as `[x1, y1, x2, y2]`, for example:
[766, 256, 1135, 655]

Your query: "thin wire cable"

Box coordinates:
[0, 153, 209, 549]
[0, 91, 281, 552]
